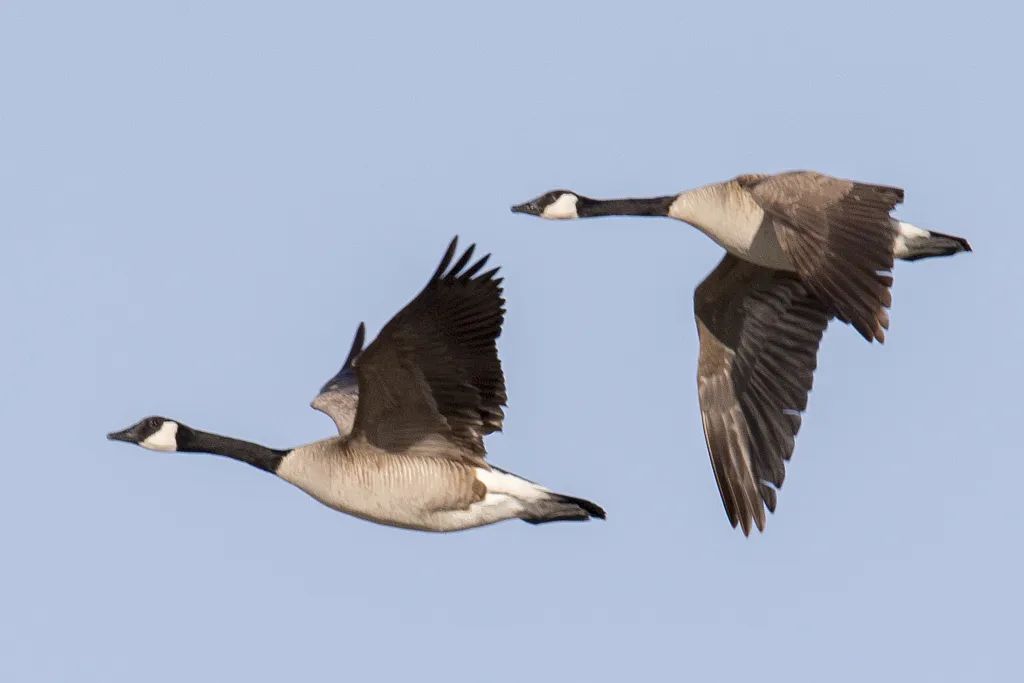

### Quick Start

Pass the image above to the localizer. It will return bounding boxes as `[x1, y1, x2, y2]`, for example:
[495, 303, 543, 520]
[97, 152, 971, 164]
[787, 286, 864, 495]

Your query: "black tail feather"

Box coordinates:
[554, 493, 607, 520]
[901, 230, 973, 261]
[930, 230, 972, 253]
[520, 493, 606, 525]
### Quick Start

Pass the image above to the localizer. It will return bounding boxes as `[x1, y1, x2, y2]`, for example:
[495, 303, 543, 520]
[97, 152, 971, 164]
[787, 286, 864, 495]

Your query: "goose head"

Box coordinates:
[511, 190, 581, 220]
[107, 416, 190, 452]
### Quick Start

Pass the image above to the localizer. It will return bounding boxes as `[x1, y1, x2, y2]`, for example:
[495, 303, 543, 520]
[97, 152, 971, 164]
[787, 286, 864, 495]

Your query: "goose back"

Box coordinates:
[739, 171, 899, 342]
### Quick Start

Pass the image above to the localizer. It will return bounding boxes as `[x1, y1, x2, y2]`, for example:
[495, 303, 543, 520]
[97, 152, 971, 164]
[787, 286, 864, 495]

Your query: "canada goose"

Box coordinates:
[512, 171, 971, 534]
[108, 238, 605, 532]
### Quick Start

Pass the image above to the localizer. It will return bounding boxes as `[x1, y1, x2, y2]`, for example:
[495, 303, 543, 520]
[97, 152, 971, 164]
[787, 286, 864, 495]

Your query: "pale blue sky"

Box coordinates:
[1, 1, 1021, 680]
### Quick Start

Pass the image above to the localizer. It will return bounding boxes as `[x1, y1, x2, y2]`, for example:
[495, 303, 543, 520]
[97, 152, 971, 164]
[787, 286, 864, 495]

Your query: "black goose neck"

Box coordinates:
[182, 429, 289, 473]
[576, 195, 675, 218]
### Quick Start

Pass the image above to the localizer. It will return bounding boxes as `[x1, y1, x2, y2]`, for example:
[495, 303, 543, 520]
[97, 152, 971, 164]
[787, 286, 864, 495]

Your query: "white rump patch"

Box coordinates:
[475, 467, 548, 501]
[541, 193, 579, 220]
[141, 421, 179, 452]
[893, 220, 930, 258]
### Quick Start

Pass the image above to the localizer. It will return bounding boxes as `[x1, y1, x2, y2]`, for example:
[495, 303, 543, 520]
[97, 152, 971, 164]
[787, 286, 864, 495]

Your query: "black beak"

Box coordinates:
[107, 429, 134, 443]
[510, 202, 538, 215]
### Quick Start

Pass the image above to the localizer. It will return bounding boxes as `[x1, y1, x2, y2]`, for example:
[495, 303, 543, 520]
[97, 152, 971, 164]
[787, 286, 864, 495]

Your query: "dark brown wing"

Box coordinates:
[740, 171, 899, 343]
[695, 254, 831, 535]
[311, 323, 365, 435]
[350, 238, 506, 460]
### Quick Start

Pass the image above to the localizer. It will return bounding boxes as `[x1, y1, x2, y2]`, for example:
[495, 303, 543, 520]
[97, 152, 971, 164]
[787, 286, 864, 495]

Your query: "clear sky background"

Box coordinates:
[2, 1, 1021, 680]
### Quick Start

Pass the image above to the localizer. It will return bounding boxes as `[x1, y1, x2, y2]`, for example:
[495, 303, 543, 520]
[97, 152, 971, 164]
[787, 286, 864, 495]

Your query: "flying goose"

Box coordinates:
[108, 238, 605, 531]
[512, 171, 971, 534]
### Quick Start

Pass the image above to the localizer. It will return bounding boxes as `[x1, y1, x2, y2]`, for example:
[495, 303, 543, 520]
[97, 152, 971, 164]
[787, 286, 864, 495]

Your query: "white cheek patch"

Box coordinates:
[541, 194, 579, 220]
[142, 421, 179, 452]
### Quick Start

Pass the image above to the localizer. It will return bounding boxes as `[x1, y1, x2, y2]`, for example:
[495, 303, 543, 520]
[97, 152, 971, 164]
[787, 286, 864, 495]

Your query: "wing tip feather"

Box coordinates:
[431, 236, 460, 281]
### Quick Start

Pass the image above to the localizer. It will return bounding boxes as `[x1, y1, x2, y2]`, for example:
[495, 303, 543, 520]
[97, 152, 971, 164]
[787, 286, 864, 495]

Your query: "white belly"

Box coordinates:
[428, 467, 547, 531]
[669, 184, 794, 271]
[428, 493, 525, 531]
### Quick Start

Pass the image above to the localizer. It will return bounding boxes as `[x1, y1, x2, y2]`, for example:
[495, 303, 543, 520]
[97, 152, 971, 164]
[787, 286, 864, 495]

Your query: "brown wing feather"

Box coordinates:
[695, 254, 831, 535]
[350, 238, 506, 460]
[742, 171, 899, 343]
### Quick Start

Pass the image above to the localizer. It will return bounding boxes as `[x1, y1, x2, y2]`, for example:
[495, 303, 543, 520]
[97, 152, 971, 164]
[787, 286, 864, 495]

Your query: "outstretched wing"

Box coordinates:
[311, 323, 366, 435]
[739, 171, 899, 343]
[349, 238, 507, 461]
[694, 254, 831, 535]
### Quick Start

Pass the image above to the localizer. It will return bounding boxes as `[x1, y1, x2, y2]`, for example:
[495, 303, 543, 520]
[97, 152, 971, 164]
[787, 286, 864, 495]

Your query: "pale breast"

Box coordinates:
[668, 181, 794, 271]
[275, 438, 481, 530]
